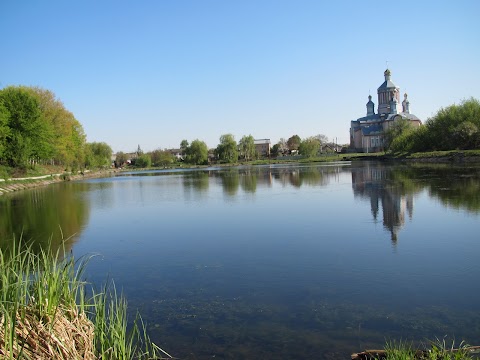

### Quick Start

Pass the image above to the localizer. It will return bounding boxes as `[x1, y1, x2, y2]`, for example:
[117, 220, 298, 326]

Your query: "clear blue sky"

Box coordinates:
[1, 0, 479, 152]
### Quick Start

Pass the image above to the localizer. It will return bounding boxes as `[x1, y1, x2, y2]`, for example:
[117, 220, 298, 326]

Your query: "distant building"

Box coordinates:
[167, 148, 183, 160]
[254, 139, 271, 157]
[350, 69, 422, 152]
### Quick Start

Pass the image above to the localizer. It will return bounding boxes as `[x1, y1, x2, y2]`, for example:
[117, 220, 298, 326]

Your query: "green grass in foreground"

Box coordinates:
[380, 338, 475, 360]
[0, 239, 171, 359]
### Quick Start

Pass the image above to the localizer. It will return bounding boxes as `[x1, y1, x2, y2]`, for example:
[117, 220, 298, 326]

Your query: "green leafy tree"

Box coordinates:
[384, 98, 480, 153]
[135, 153, 151, 168]
[185, 139, 208, 165]
[385, 124, 431, 154]
[384, 118, 413, 152]
[149, 149, 174, 167]
[69, 123, 87, 171]
[453, 122, 479, 149]
[85, 142, 113, 169]
[215, 134, 238, 163]
[408, 125, 432, 152]
[0, 85, 88, 171]
[271, 143, 280, 157]
[239, 134, 256, 161]
[180, 140, 189, 156]
[389, 126, 416, 153]
[0, 86, 54, 168]
[287, 135, 301, 152]
[0, 101, 10, 161]
[26, 87, 86, 169]
[425, 98, 480, 150]
[299, 137, 321, 157]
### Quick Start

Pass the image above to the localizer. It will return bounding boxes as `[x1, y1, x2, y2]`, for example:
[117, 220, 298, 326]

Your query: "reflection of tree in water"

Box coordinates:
[300, 167, 329, 186]
[239, 169, 257, 193]
[273, 166, 341, 188]
[216, 168, 270, 196]
[417, 164, 480, 213]
[352, 163, 416, 244]
[218, 169, 240, 196]
[216, 165, 343, 194]
[183, 171, 210, 194]
[0, 183, 91, 254]
[274, 168, 303, 187]
[289, 170, 302, 187]
[388, 164, 480, 213]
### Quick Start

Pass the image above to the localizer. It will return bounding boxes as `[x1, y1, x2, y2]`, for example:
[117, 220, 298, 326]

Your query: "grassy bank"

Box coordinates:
[405, 149, 480, 161]
[340, 149, 480, 162]
[353, 338, 479, 360]
[0, 239, 171, 359]
[0, 164, 67, 180]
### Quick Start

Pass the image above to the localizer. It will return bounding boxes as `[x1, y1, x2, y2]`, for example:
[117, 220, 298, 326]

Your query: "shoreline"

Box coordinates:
[2, 150, 480, 196]
[0, 169, 117, 196]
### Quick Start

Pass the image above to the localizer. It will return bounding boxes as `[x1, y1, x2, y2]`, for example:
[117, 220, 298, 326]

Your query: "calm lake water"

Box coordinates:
[1, 161, 480, 359]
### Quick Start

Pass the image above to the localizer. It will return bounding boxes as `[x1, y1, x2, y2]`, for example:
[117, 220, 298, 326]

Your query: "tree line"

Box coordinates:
[132, 95, 480, 169]
[116, 133, 335, 168]
[7, 86, 473, 173]
[385, 98, 480, 153]
[91, 97, 480, 169]
[0, 86, 112, 173]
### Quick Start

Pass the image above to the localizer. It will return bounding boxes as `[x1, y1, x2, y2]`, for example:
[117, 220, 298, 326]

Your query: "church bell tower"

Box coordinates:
[377, 69, 400, 115]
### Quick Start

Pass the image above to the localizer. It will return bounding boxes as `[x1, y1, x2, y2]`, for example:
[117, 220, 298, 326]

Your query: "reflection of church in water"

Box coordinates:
[351, 164, 413, 243]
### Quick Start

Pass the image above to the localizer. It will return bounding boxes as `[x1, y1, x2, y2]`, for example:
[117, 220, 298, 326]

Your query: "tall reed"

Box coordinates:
[0, 237, 171, 359]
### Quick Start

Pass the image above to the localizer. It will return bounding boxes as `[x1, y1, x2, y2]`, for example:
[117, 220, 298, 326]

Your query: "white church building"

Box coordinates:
[350, 69, 422, 152]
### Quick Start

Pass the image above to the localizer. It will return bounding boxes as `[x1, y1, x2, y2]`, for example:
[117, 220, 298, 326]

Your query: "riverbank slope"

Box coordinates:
[341, 149, 480, 163]
[0, 170, 115, 196]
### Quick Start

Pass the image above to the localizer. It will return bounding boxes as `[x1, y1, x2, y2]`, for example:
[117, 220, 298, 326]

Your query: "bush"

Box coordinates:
[134, 154, 151, 168]
[426, 98, 480, 151]
[388, 98, 480, 153]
